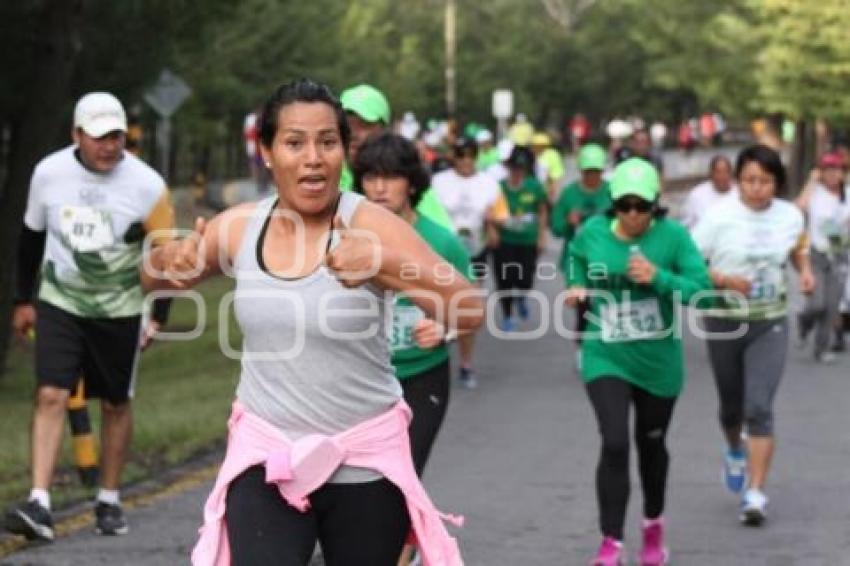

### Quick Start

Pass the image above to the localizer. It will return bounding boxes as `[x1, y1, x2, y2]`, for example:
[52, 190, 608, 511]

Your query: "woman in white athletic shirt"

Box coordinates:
[692, 144, 815, 527]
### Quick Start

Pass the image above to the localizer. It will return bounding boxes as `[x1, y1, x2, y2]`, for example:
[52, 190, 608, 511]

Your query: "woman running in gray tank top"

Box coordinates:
[143, 79, 483, 566]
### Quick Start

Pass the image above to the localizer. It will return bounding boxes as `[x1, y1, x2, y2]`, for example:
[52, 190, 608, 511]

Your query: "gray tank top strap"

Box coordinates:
[336, 191, 364, 225]
[234, 196, 277, 272]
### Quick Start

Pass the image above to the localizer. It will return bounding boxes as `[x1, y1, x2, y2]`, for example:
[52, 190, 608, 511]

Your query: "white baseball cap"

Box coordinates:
[73, 92, 127, 137]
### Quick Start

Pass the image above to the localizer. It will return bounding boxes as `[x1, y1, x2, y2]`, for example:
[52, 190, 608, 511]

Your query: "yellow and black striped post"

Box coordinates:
[67, 378, 99, 487]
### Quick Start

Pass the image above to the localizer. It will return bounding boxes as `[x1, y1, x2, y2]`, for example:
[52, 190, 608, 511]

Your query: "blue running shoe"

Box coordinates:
[723, 449, 748, 494]
[458, 367, 478, 390]
[517, 297, 530, 320]
[500, 317, 517, 332]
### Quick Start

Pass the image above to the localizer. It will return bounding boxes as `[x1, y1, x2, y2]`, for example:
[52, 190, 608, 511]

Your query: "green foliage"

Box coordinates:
[756, 0, 850, 120]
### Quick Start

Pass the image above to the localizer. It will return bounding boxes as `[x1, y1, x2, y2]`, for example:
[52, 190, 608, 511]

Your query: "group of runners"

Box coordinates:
[5, 78, 848, 566]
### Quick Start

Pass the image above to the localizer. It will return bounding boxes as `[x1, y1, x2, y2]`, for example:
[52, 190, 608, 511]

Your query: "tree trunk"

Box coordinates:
[0, 0, 84, 374]
[788, 119, 816, 197]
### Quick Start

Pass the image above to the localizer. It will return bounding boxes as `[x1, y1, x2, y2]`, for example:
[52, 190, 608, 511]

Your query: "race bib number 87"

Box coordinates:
[59, 206, 114, 253]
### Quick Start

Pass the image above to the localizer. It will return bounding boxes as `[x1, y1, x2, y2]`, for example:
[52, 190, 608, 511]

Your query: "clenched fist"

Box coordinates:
[324, 216, 382, 288]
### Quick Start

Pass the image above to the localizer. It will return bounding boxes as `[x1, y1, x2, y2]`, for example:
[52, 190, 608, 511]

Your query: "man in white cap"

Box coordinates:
[6, 92, 175, 541]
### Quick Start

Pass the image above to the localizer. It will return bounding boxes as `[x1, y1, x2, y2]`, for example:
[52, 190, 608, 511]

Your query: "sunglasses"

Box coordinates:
[613, 198, 654, 213]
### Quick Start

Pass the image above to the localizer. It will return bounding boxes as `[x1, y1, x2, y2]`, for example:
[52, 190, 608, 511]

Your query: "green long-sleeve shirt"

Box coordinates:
[551, 181, 611, 273]
[568, 215, 712, 397]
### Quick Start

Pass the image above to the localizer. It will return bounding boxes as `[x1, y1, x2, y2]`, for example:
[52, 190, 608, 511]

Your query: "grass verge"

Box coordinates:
[0, 276, 241, 512]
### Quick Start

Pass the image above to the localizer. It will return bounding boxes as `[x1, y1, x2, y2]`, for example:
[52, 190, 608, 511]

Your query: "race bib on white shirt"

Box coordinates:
[748, 262, 783, 303]
[600, 297, 664, 342]
[59, 205, 114, 252]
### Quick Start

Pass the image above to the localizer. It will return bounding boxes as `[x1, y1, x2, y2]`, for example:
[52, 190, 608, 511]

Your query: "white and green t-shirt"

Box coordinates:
[432, 169, 507, 256]
[24, 146, 170, 318]
[692, 196, 805, 320]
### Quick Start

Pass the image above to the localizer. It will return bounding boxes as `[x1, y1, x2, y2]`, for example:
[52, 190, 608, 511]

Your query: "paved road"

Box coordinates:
[5, 151, 850, 565]
[5, 239, 850, 565]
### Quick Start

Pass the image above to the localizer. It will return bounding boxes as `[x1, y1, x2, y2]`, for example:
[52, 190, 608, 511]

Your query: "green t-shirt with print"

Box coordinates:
[568, 216, 711, 397]
[392, 215, 472, 379]
[551, 180, 612, 273]
[499, 177, 548, 246]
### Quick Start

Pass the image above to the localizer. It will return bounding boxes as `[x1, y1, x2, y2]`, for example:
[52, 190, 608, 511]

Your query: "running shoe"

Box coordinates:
[4, 499, 54, 541]
[590, 536, 625, 566]
[500, 316, 517, 332]
[458, 367, 478, 390]
[739, 488, 768, 526]
[723, 448, 748, 494]
[517, 297, 530, 320]
[95, 502, 129, 536]
[638, 517, 669, 566]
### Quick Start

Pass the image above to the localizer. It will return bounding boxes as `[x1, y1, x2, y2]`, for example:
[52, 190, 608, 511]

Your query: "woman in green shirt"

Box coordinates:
[567, 158, 711, 566]
[494, 146, 549, 330]
[353, 133, 471, 476]
[551, 143, 611, 365]
[354, 133, 472, 566]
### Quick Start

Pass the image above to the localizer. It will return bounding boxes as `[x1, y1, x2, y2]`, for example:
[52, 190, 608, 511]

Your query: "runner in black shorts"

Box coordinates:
[6, 92, 174, 541]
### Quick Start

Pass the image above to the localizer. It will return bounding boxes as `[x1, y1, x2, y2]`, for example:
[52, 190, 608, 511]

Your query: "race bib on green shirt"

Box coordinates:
[599, 297, 664, 342]
[391, 303, 425, 351]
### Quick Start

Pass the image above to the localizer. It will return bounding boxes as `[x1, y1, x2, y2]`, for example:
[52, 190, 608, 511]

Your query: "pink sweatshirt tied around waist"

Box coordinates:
[191, 401, 464, 566]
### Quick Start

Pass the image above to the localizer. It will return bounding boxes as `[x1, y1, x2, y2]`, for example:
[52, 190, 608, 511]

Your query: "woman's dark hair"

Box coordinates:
[258, 78, 350, 152]
[735, 144, 787, 197]
[352, 132, 431, 208]
[709, 154, 732, 173]
[505, 145, 535, 175]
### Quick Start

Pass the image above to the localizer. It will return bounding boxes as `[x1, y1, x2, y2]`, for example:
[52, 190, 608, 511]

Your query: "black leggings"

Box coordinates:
[492, 242, 538, 318]
[586, 377, 677, 540]
[401, 359, 450, 476]
[225, 466, 410, 566]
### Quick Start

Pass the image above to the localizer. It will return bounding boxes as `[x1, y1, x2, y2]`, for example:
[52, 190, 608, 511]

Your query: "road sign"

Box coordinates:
[492, 89, 514, 119]
[144, 69, 191, 118]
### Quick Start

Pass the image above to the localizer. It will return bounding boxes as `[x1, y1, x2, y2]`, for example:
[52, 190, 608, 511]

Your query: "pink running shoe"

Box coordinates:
[639, 517, 670, 566]
[590, 536, 625, 566]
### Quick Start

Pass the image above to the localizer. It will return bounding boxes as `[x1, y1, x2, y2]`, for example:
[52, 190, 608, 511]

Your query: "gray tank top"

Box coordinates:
[233, 193, 401, 482]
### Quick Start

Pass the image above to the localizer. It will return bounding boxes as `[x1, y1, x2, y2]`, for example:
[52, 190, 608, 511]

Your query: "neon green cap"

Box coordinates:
[577, 144, 606, 171]
[610, 158, 660, 201]
[340, 84, 391, 124]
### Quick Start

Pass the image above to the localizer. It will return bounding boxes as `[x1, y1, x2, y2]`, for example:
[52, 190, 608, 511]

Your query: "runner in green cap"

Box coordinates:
[339, 84, 454, 231]
[567, 157, 711, 565]
[551, 143, 611, 368]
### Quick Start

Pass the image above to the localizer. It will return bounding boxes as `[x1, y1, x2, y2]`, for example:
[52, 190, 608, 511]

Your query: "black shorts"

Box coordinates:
[35, 301, 142, 404]
[470, 248, 490, 281]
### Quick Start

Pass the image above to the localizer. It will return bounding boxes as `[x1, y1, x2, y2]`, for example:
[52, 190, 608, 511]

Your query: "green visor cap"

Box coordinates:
[577, 144, 607, 171]
[610, 157, 660, 201]
[340, 84, 391, 125]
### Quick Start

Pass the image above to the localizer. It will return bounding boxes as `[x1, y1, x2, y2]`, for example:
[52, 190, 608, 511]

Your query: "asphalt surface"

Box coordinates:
[5, 150, 850, 565]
